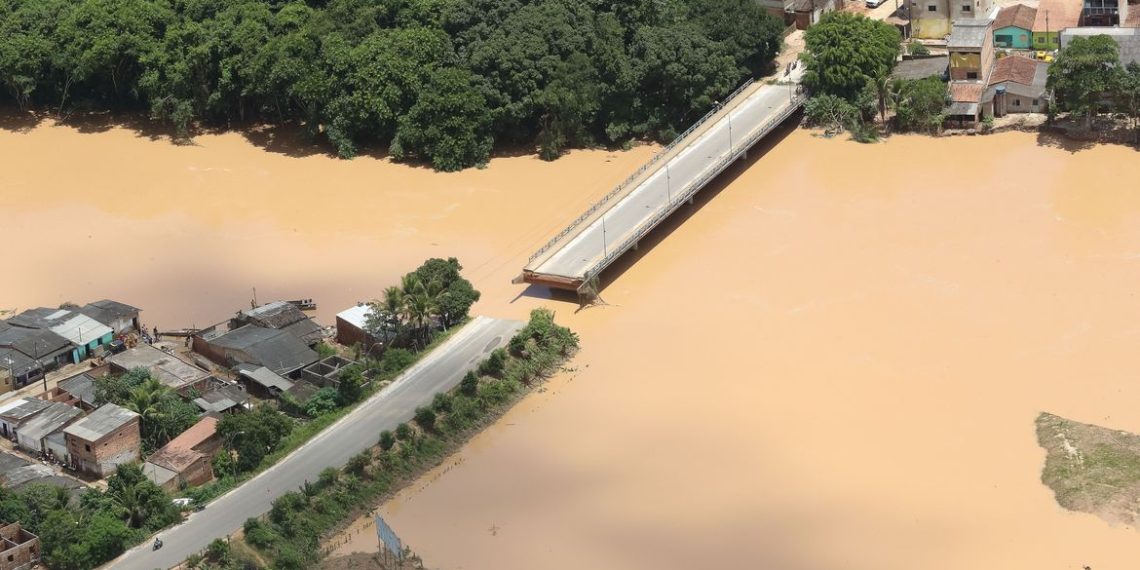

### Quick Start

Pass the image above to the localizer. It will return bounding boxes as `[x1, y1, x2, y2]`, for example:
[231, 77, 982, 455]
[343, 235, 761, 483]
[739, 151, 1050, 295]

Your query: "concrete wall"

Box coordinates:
[995, 26, 1032, 48]
[66, 418, 140, 478]
[1033, 30, 1059, 50]
[912, 0, 953, 38]
[0, 523, 39, 570]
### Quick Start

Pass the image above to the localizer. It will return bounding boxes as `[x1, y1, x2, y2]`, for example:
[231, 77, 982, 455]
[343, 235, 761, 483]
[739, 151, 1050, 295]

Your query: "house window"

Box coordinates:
[996, 34, 1012, 46]
[928, 4, 937, 10]
[1032, 99, 1039, 105]
[84, 444, 90, 452]
[1014, 99, 1021, 106]
[1036, 36, 1045, 44]
[967, 71, 979, 79]
[962, 4, 971, 10]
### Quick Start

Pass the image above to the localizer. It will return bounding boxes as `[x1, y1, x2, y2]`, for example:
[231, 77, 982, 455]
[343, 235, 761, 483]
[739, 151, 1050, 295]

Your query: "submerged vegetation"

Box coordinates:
[0, 0, 784, 170]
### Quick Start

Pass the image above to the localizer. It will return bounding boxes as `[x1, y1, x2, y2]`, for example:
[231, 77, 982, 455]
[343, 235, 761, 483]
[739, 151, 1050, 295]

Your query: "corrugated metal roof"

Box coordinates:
[0, 398, 51, 421]
[336, 304, 373, 330]
[109, 344, 208, 390]
[48, 314, 112, 346]
[238, 366, 295, 392]
[64, 403, 138, 442]
[19, 402, 81, 443]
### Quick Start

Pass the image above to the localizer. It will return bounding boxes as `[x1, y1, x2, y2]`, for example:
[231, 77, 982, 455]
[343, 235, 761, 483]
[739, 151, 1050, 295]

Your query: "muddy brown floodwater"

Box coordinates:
[7, 117, 1140, 570]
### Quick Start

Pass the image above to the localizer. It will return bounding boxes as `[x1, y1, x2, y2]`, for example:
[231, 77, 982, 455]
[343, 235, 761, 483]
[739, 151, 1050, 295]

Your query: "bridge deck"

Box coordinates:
[523, 71, 805, 291]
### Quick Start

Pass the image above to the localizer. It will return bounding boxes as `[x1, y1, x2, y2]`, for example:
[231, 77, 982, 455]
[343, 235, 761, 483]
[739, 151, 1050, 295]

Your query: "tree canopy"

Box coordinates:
[1048, 34, 1122, 127]
[802, 12, 901, 102]
[0, 0, 785, 170]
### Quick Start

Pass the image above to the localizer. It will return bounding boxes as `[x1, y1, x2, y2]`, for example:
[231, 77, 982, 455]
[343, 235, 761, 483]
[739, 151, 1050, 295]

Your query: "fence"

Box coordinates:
[527, 78, 757, 264]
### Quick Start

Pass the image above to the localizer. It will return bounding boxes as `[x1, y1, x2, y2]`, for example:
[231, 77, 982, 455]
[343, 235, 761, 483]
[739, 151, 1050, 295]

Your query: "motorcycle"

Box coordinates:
[153, 538, 163, 551]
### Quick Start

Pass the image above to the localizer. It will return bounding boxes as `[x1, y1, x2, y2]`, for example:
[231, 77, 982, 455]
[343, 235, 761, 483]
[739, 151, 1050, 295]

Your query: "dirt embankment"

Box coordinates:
[1037, 412, 1140, 527]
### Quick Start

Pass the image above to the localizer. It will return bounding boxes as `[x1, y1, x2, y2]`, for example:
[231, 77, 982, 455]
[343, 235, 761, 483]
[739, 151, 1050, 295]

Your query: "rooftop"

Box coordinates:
[211, 325, 319, 375]
[109, 344, 209, 390]
[950, 81, 986, 102]
[239, 302, 322, 344]
[336, 304, 373, 330]
[0, 398, 52, 421]
[145, 416, 218, 473]
[236, 364, 295, 392]
[1033, 0, 1082, 32]
[892, 56, 950, 80]
[64, 403, 138, 442]
[79, 300, 140, 327]
[994, 4, 1037, 30]
[57, 373, 98, 407]
[193, 384, 250, 414]
[1061, 27, 1140, 65]
[949, 19, 993, 49]
[48, 314, 113, 347]
[18, 402, 81, 443]
[0, 349, 35, 376]
[990, 55, 1048, 87]
[0, 323, 72, 359]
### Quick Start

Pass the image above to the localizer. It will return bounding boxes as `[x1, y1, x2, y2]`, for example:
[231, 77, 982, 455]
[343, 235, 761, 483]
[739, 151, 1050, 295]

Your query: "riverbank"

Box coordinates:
[231, 309, 577, 569]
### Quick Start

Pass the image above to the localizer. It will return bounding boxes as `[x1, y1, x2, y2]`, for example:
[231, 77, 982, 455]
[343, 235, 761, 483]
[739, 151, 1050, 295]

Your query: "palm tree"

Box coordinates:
[126, 379, 171, 446]
[110, 480, 148, 528]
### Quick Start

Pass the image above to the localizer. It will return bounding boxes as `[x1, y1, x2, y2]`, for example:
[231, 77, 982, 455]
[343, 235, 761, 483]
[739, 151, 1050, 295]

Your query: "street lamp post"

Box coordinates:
[602, 216, 608, 258]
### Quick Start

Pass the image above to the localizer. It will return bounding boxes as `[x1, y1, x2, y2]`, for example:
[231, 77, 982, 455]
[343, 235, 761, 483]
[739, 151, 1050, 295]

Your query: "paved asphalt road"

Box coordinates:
[108, 316, 524, 570]
[532, 69, 804, 279]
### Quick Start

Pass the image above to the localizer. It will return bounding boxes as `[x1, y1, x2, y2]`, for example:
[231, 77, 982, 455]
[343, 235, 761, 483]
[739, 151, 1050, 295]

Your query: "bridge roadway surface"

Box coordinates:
[525, 69, 804, 288]
[107, 316, 524, 570]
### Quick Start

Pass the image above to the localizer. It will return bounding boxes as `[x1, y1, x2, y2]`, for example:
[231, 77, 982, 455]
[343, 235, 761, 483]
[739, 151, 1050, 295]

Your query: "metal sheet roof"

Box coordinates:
[63, 403, 138, 442]
[19, 402, 81, 443]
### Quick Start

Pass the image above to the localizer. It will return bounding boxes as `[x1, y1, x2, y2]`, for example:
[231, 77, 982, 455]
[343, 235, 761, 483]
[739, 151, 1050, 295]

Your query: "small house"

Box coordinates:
[948, 81, 986, 124]
[142, 416, 221, 491]
[790, 0, 839, 29]
[949, 19, 995, 81]
[0, 323, 76, 379]
[109, 344, 211, 395]
[232, 301, 324, 346]
[0, 398, 51, 441]
[0, 522, 40, 570]
[6, 308, 113, 361]
[195, 325, 319, 378]
[46, 372, 99, 411]
[16, 402, 81, 455]
[335, 304, 376, 350]
[235, 364, 295, 399]
[984, 55, 1049, 115]
[78, 300, 141, 335]
[993, 4, 1036, 48]
[63, 403, 141, 478]
[192, 383, 250, 414]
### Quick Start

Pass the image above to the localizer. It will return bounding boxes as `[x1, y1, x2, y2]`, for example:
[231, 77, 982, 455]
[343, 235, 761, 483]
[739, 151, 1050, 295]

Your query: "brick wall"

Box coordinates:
[67, 417, 141, 477]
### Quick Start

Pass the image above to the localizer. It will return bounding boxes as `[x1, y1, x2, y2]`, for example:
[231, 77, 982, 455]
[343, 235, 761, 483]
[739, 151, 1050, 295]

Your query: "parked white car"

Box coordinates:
[866, 0, 886, 7]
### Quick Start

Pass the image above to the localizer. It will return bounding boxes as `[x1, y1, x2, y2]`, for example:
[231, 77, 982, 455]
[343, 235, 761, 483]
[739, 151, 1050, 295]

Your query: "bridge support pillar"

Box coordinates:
[633, 242, 639, 251]
[688, 196, 694, 205]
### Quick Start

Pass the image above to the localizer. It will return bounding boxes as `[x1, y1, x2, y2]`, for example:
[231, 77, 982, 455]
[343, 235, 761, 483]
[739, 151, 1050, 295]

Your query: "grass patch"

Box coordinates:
[1037, 412, 1140, 525]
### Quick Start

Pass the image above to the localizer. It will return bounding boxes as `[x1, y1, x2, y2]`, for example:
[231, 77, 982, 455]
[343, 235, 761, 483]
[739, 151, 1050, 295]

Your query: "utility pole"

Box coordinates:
[602, 216, 608, 257]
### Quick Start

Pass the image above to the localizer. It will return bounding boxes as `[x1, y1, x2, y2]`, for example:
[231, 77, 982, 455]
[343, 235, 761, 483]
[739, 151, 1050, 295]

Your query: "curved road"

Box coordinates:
[107, 316, 524, 570]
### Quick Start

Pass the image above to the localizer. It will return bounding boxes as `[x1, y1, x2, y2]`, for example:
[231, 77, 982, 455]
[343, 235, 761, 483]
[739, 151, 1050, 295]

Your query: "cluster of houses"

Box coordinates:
[892, 0, 1140, 126]
[0, 298, 377, 495]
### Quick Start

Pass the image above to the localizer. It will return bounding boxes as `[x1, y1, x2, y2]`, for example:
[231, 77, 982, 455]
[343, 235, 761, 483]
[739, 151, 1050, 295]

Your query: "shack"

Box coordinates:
[0, 398, 51, 441]
[0, 522, 40, 570]
[16, 402, 81, 455]
[195, 325, 318, 377]
[79, 300, 141, 335]
[232, 301, 324, 346]
[63, 403, 141, 478]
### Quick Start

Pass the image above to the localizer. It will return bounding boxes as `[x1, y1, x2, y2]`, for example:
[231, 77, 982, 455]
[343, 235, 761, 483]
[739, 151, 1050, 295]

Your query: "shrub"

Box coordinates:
[414, 407, 437, 431]
[907, 41, 930, 56]
[380, 348, 416, 374]
[460, 371, 479, 396]
[432, 392, 453, 413]
[395, 423, 413, 441]
[379, 430, 395, 451]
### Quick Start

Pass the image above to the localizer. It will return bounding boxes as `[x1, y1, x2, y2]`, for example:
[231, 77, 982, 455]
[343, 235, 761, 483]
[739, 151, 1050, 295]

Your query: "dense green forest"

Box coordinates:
[0, 0, 785, 170]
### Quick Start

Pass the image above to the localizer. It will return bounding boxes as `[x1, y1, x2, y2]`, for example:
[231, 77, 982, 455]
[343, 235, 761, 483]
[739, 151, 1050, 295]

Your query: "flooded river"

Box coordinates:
[6, 117, 1140, 569]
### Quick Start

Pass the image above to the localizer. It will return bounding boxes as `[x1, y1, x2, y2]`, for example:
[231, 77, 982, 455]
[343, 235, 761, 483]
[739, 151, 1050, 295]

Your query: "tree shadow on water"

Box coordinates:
[1036, 129, 1098, 153]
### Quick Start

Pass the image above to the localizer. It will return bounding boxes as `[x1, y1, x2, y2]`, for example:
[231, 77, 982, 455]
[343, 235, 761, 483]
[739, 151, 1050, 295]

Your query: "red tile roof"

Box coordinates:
[994, 4, 1037, 30]
[990, 55, 1041, 85]
[145, 416, 218, 472]
[950, 82, 986, 103]
[1033, 0, 1081, 32]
